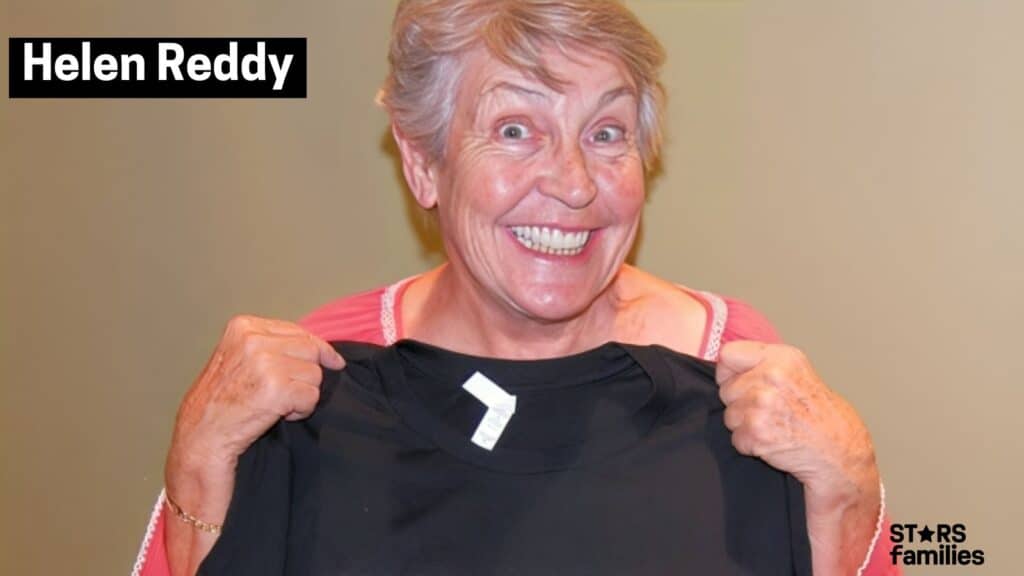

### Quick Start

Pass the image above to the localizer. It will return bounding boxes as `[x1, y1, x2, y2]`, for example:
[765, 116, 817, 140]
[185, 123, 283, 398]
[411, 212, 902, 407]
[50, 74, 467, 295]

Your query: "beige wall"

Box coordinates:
[3, 1, 1020, 573]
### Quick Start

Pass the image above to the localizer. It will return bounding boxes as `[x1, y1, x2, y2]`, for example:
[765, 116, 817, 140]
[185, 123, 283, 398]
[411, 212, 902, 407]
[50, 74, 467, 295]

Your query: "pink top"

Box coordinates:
[132, 277, 898, 576]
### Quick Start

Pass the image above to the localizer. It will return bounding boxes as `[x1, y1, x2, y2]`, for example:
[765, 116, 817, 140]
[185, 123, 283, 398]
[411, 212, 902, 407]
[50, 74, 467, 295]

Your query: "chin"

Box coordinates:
[508, 283, 599, 323]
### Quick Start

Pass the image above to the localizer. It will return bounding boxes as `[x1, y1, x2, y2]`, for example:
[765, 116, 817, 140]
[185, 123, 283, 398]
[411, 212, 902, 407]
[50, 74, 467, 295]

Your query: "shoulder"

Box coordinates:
[299, 283, 393, 343]
[671, 286, 783, 361]
[621, 267, 783, 357]
[613, 266, 709, 356]
[715, 293, 783, 345]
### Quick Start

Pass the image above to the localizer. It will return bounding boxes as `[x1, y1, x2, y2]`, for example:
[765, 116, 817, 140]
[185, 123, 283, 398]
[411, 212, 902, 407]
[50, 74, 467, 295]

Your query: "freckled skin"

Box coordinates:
[425, 46, 647, 336]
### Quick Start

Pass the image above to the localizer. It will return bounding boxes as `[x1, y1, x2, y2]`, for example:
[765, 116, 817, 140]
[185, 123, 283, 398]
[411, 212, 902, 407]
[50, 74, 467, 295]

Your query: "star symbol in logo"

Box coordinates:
[918, 525, 935, 542]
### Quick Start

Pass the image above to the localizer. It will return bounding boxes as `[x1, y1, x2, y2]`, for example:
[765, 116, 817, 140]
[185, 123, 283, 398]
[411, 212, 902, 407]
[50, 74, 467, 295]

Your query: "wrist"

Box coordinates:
[165, 490, 224, 534]
[804, 452, 881, 517]
[804, 475, 885, 575]
[164, 444, 238, 524]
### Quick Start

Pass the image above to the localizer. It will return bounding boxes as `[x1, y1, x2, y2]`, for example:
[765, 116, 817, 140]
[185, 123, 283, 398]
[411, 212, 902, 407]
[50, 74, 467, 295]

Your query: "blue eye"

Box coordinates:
[499, 122, 530, 140]
[593, 126, 625, 143]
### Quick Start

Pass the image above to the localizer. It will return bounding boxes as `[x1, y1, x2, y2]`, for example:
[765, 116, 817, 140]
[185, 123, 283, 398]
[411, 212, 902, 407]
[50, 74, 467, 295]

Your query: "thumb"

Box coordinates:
[715, 340, 769, 385]
[315, 338, 346, 370]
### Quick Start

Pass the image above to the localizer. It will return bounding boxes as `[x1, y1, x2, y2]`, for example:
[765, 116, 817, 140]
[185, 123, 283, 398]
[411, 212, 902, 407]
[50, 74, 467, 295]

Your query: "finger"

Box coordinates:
[311, 336, 345, 370]
[282, 380, 320, 420]
[715, 340, 771, 386]
[729, 428, 759, 457]
[723, 404, 745, 431]
[721, 385, 763, 425]
[260, 317, 312, 337]
[718, 370, 763, 405]
[225, 315, 303, 341]
[247, 333, 345, 371]
[231, 317, 344, 369]
[273, 326, 346, 370]
[272, 356, 325, 386]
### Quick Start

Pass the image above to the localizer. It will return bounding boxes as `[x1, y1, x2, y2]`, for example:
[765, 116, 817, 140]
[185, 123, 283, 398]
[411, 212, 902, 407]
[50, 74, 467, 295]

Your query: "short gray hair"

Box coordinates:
[377, 0, 667, 170]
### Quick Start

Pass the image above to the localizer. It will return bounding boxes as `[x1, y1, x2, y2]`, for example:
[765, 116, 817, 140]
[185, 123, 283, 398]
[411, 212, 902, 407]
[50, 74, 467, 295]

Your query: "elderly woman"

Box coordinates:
[134, 1, 897, 575]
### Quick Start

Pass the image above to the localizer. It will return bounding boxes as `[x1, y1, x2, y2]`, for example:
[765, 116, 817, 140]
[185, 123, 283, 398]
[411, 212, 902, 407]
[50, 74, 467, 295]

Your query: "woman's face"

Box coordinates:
[429, 46, 646, 323]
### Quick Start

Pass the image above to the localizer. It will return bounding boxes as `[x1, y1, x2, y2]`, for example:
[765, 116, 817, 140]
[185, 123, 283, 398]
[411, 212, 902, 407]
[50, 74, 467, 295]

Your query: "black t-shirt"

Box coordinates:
[199, 340, 812, 575]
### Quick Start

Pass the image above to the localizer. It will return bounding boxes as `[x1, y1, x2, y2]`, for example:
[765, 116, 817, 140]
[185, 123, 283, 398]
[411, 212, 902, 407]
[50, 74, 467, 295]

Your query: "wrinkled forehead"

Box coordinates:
[455, 44, 638, 117]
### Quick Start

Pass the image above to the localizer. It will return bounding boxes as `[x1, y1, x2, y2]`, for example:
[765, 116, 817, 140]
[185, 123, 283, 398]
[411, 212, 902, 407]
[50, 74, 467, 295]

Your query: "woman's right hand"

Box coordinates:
[163, 315, 345, 575]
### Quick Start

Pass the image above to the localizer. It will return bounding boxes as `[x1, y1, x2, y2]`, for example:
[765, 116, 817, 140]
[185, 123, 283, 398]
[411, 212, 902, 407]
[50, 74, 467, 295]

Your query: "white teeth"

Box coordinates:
[551, 228, 564, 249]
[509, 226, 591, 255]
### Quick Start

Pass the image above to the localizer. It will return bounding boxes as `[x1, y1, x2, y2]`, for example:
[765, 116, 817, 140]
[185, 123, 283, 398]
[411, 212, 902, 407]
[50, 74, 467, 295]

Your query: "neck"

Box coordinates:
[406, 263, 627, 360]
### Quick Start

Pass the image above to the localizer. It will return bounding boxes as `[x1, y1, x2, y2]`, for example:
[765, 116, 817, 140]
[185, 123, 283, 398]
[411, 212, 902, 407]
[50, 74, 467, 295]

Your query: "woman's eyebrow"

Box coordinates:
[479, 81, 550, 102]
[598, 85, 637, 109]
[480, 82, 635, 106]
[470, 81, 636, 124]
[470, 81, 548, 125]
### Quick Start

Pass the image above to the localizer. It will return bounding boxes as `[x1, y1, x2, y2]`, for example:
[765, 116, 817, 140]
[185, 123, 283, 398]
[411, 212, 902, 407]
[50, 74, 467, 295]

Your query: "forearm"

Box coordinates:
[806, 477, 883, 576]
[164, 451, 235, 576]
[165, 519, 219, 576]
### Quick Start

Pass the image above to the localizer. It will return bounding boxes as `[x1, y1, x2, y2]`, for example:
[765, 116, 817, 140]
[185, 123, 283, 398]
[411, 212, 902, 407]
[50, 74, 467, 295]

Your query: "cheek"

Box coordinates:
[595, 160, 646, 218]
[448, 153, 541, 216]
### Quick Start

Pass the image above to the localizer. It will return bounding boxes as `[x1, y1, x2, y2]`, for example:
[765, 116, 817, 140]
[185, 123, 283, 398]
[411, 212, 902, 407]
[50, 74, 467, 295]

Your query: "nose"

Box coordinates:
[538, 142, 598, 209]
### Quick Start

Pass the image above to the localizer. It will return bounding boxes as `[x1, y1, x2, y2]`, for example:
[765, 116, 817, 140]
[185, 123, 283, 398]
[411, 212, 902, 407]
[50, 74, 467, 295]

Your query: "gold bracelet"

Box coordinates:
[164, 492, 223, 535]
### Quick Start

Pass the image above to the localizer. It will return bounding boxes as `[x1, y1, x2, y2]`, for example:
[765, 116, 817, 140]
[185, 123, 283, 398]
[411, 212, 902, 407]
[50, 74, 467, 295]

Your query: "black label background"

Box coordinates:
[8, 37, 306, 98]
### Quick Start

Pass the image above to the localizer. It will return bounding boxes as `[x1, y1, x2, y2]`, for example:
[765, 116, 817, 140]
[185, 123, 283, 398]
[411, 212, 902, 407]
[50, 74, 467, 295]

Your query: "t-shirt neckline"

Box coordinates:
[378, 339, 678, 474]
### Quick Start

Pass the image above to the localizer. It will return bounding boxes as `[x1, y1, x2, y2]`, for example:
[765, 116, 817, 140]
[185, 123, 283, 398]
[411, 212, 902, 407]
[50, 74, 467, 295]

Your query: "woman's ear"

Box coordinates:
[393, 125, 439, 209]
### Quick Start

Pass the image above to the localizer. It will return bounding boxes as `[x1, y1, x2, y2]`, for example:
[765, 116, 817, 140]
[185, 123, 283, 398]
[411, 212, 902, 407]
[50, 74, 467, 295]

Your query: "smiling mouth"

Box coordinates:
[509, 225, 593, 256]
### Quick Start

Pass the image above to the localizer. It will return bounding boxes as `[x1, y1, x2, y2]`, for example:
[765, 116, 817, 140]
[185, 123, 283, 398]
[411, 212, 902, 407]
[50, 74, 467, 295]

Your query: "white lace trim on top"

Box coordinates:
[698, 290, 728, 361]
[857, 481, 887, 576]
[131, 488, 166, 576]
[381, 276, 417, 345]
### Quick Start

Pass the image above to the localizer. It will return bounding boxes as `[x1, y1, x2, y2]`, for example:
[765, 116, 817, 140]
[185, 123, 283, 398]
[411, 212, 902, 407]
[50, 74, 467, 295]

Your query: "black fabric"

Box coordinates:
[199, 340, 813, 576]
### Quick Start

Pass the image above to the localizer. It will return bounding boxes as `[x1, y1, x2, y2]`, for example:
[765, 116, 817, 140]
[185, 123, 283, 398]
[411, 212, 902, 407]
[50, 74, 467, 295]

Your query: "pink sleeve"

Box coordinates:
[132, 492, 167, 576]
[863, 516, 901, 575]
[298, 285, 389, 343]
[719, 295, 783, 345]
[132, 287, 388, 576]
[720, 295, 900, 576]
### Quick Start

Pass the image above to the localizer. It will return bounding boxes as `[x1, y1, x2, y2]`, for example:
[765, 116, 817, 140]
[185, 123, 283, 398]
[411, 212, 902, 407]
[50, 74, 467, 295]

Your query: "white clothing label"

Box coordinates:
[462, 371, 517, 451]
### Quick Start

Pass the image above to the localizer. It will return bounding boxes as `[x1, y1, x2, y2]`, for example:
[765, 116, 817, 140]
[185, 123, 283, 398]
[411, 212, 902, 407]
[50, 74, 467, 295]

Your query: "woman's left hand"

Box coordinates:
[715, 340, 882, 573]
